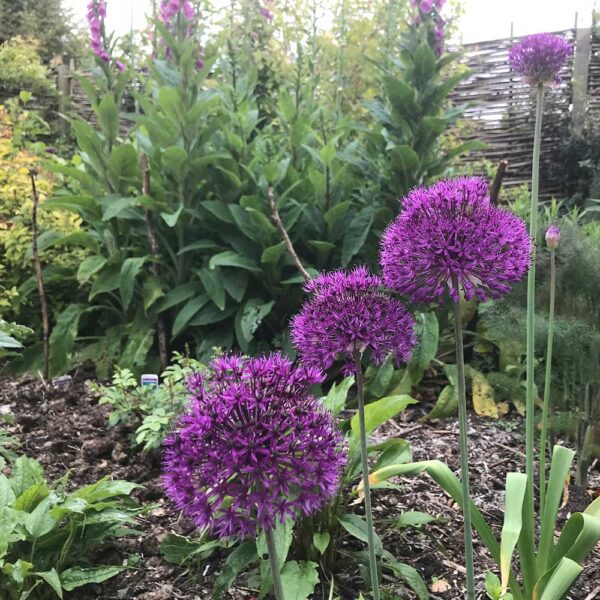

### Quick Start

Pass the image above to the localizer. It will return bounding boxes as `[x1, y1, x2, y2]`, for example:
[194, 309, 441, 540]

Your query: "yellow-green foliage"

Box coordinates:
[0, 106, 83, 318]
[0, 36, 50, 94]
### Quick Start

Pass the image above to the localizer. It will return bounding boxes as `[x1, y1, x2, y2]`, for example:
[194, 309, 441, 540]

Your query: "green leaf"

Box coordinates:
[338, 514, 382, 551]
[341, 206, 374, 267]
[396, 511, 436, 529]
[320, 142, 336, 167]
[161, 533, 221, 566]
[425, 384, 458, 420]
[383, 77, 420, 118]
[172, 295, 210, 338]
[350, 395, 417, 454]
[162, 146, 188, 179]
[90, 265, 121, 299]
[381, 550, 429, 600]
[212, 541, 258, 599]
[0, 474, 16, 505]
[34, 569, 63, 598]
[102, 197, 138, 221]
[261, 242, 286, 265]
[142, 276, 164, 311]
[77, 256, 107, 284]
[372, 438, 412, 471]
[49, 305, 87, 375]
[500, 473, 527, 591]
[61, 565, 125, 591]
[257, 519, 294, 566]
[235, 299, 275, 350]
[413, 44, 436, 87]
[3, 559, 33, 585]
[209, 251, 261, 273]
[321, 376, 354, 417]
[222, 269, 248, 303]
[197, 268, 226, 310]
[188, 304, 236, 327]
[97, 94, 119, 146]
[119, 326, 154, 368]
[160, 204, 183, 227]
[24, 495, 57, 538]
[538, 558, 582, 600]
[389, 145, 420, 194]
[312, 532, 330, 555]
[156, 282, 200, 312]
[324, 201, 352, 227]
[120, 257, 147, 310]
[407, 311, 439, 385]
[280, 561, 320, 600]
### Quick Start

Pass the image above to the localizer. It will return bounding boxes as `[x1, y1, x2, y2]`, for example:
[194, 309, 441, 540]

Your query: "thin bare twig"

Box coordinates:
[489, 160, 508, 205]
[268, 186, 311, 282]
[141, 155, 169, 371]
[29, 169, 50, 381]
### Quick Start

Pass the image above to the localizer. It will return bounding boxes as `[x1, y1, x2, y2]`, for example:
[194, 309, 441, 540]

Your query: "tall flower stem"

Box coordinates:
[265, 528, 285, 600]
[539, 247, 556, 514]
[525, 83, 544, 506]
[353, 350, 380, 600]
[451, 277, 475, 600]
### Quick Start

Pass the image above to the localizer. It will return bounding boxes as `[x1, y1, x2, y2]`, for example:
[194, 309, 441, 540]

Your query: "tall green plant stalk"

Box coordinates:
[265, 528, 285, 600]
[539, 247, 556, 514]
[451, 277, 476, 600]
[353, 350, 380, 600]
[525, 83, 544, 506]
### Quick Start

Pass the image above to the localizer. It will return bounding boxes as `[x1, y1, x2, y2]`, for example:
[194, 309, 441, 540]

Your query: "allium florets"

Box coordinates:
[380, 177, 531, 303]
[290, 266, 416, 373]
[545, 225, 560, 250]
[163, 353, 346, 538]
[508, 33, 571, 85]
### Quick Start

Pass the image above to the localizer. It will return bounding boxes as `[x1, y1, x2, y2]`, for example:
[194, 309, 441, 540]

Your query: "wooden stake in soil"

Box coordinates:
[141, 155, 169, 372]
[29, 169, 50, 381]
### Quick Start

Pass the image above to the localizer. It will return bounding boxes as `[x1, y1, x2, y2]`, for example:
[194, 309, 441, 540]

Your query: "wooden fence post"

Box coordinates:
[572, 24, 592, 132]
[56, 61, 71, 136]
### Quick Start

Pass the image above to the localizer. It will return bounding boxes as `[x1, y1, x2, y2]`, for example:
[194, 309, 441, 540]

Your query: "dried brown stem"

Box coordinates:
[489, 160, 508, 205]
[29, 169, 50, 381]
[141, 155, 169, 371]
[268, 187, 311, 282]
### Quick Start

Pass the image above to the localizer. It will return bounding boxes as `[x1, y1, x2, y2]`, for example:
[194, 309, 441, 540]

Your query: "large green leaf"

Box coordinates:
[49, 304, 88, 374]
[97, 94, 119, 147]
[321, 376, 354, 417]
[349, 395, 417, 454]
[120, 257, 147, 310]
[500, 473, 527, 592]
[407, 311, 439, 384]
[212, 541, 258, 599]
[425, 384, 457, 420]
[60, 565, 125, 591]
[338, 514, 382, 551]
[161, 533, 222, 566]
[342, 206, 374, 266]
[280, 561, 319, 600]
[77, 256, 107, 284]
[235, 299, 275, 351]
[197, 267, 226, 310]
[172, 295, 210, 338]
[389, 145, 420, 194]
[34, 569, 63, 598]
[209, 251, 261, 273]
[413, 44, 436, 88]
[10, 457, 45, 498]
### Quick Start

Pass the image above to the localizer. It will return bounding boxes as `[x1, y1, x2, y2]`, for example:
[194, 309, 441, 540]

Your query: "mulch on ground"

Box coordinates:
[1, 375, 598, 599]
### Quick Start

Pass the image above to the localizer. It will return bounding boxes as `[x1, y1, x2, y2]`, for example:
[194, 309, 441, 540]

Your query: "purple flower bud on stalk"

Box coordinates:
[291, 266, 416, 374]
[545, 225, 560, 250]
[509, 33, 572, 85]
[380, 177, 532, 303]
[419, 0, 433, 13]
[162, 353, 346, 538]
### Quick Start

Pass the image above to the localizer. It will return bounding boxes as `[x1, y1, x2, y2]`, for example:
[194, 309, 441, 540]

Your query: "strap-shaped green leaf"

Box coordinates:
[500, 473, 527, 593]
[537, 558, 582, 600]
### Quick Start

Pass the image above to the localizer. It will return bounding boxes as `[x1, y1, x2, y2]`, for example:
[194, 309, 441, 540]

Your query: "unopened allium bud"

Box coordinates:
[545, 225, 560, 250]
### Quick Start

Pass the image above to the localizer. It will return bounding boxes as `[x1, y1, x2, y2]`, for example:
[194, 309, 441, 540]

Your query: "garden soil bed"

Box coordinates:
[1, 375, 598, 600]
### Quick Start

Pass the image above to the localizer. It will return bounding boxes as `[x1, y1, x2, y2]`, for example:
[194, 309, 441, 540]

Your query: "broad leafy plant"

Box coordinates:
[0, 455, 144, 599]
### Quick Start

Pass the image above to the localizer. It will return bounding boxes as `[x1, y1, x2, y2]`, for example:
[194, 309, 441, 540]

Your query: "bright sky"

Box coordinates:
[66, 0, 596, 42]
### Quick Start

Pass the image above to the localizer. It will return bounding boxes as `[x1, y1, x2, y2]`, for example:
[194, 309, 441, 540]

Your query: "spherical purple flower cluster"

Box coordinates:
[163, 353, 346, 538]
[508, 33, 572, 85]
[159, 0, 204, 69]
[545, 225, 560, 250]
[290, 266, 416, 373]
[380, 177, 532, 303]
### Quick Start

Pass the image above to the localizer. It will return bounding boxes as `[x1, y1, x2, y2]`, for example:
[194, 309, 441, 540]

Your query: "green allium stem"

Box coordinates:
[451, 280, 476, 600]
[525, 83, 544, 507]
[539, 248, 556, 515]
[265, 527, 285, 600]
[353, 350, 380, 600]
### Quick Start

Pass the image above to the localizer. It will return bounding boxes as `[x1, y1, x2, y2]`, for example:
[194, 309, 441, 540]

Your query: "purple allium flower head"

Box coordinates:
[290, 266, 416, 373]
[162, 353, 346, 539]
[380, 177, 532, 303]
[508, 33, 572, 85]
[545, 225, 560, 249]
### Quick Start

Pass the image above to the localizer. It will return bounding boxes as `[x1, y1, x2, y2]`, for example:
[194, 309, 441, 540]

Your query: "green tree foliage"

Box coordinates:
[0, 0, 73, 61]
